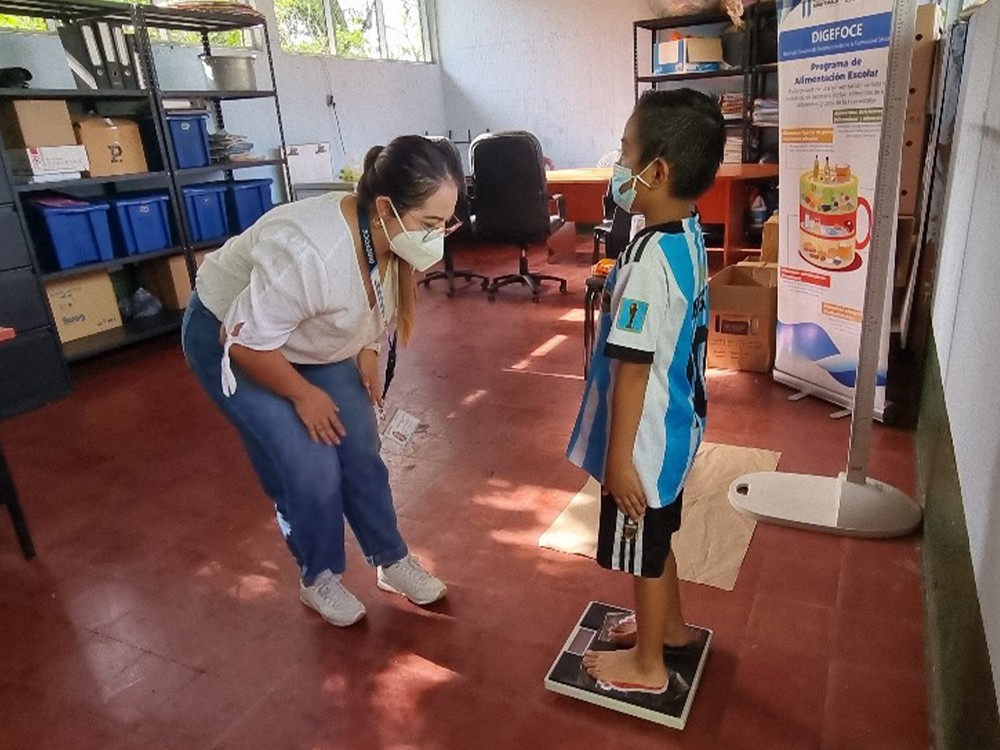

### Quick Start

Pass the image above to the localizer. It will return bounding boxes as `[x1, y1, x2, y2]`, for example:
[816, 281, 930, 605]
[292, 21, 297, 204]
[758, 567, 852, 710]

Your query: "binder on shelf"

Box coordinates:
[113, 26, 137, 90]
[125, 32, 147, 90]
[56, 22, 109, 90]
[96, 22, 124, 90]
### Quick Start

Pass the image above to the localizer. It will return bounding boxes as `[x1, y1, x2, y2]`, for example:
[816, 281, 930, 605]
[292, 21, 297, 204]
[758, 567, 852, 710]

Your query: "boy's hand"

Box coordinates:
[605, 458, 646, 522]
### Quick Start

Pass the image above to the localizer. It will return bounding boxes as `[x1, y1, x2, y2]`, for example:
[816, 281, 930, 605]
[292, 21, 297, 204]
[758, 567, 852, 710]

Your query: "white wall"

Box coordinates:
[0, 0, 446, 178]
[931, 0, 1000, 708]
[435, 0, 655, 169]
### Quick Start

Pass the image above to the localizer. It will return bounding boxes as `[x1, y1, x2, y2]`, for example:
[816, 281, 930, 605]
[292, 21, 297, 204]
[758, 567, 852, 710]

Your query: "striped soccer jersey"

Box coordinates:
[567, 217, 709, 508]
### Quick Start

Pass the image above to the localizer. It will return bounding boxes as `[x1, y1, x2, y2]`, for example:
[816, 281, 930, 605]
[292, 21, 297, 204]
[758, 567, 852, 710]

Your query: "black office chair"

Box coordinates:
[420, 137, 489, 297]
[592, 184, 632, 264]
[584, 186, 633, 375]
[468, 131, 568, 303]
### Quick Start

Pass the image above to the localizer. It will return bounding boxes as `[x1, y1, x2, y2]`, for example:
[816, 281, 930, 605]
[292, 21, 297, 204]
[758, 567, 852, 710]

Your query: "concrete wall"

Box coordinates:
[434, 0, 657, 169]
[927, 0, 1000, 715]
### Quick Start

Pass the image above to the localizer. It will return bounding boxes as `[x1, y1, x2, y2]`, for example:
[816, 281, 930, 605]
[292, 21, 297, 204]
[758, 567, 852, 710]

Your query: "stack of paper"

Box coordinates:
[720, 92, 745, 121]
[752, 98, 779, 127]
[723, 135, 743, 164]
[209, 130, 260, 163]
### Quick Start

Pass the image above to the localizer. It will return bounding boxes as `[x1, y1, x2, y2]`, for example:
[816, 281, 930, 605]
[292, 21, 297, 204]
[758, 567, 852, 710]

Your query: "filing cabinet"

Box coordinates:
[0, 150, 70, 419]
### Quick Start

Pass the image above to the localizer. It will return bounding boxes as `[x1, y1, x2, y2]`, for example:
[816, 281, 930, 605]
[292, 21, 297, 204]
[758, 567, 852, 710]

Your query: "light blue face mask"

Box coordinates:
[611, 161, 655, 213]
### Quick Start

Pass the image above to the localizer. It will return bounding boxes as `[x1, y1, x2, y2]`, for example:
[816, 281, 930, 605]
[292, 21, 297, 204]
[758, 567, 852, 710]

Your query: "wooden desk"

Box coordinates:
[547, 164, 779, 267]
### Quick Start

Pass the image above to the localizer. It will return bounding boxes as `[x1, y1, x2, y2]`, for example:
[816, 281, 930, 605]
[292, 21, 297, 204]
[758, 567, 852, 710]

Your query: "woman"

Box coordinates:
[182, 135, 463, 627]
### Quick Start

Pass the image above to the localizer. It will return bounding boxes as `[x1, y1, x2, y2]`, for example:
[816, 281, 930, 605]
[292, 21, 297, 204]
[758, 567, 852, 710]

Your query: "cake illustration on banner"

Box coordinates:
[798, 157, 871, 272]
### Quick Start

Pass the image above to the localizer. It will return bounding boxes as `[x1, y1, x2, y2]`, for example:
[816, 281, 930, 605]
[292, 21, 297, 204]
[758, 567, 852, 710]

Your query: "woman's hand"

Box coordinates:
[357, 348, 383, 407]
[604, 455, 646, 522]
[292, 385, 346, 445]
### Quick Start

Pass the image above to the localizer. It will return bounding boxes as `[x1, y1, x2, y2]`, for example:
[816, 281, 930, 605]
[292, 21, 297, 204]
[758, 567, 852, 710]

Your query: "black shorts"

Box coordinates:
[596, 489, 683, 578]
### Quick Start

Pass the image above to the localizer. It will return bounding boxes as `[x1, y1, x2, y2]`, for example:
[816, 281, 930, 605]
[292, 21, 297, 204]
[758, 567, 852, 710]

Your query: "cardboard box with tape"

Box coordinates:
[707, 262, 778, 373]
[654, 36, 724, 75]
[0, 100, 76, 148]
[74, 116, 148, 177]
[45, 270, 122, 344]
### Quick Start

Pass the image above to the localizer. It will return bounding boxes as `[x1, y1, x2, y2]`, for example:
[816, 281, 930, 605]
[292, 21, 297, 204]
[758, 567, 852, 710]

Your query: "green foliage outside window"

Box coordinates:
[0, 1, 250, 47]
[275, 0, 427, 61]
[0, 14, 48, 31]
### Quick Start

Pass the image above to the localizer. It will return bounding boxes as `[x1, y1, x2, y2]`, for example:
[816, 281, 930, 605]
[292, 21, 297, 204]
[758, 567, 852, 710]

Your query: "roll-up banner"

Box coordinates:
[775, 0, 895, 415]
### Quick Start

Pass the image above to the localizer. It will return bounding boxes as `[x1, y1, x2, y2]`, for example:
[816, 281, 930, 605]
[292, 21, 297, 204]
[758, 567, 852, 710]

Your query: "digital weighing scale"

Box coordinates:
[544, 601, 711, 729]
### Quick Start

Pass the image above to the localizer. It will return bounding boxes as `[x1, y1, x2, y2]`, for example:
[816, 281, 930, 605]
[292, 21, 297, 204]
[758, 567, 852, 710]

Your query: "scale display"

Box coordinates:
[544, 601, 711, 729]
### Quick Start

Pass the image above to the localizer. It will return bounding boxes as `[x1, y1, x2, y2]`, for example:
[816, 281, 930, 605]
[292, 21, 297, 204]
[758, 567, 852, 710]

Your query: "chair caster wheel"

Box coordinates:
[446, 289, 455, 298]
[532, 296, 540, 304]
[559, 282, 568, 293]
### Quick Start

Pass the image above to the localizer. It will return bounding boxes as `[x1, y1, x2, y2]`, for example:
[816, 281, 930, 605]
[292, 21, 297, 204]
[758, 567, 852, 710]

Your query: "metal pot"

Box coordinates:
[199, 52, 257, 91]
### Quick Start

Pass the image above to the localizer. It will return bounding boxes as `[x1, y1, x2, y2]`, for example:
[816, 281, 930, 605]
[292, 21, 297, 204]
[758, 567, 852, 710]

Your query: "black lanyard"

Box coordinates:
[357, 203, 397, 400]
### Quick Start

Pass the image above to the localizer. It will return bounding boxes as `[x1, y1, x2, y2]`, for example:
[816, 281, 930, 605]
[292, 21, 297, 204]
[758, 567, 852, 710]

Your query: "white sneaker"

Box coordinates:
[300, 570, 366, 626]
[377, 555, 447, 606]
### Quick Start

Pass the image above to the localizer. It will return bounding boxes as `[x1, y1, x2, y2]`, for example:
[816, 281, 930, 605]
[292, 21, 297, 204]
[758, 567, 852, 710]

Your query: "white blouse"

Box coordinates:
[195, 193, 395, 396]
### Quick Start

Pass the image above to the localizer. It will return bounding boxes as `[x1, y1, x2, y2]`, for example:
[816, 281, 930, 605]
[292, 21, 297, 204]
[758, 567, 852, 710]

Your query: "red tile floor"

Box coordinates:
[0, 236, 929, 749]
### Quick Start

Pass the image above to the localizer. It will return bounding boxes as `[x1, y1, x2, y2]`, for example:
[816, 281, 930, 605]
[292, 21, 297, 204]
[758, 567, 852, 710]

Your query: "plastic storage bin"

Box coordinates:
[140, 114, 211, 170]
[31, 197, 114, 270]
[226, 178, 274, 233]
[182, 183, 229, 243]
[167, 114, 211, 169]
[108, 193, 173, 255]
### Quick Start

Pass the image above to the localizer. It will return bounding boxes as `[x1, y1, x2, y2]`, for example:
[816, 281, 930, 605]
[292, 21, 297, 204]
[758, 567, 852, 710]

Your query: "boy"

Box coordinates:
[567, 89, 725, 693]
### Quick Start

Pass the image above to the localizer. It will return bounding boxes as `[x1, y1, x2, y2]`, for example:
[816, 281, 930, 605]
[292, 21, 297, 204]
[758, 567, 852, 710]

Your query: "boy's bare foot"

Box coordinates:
[582, 647, 668, 692]
[607, 615, 692, 649]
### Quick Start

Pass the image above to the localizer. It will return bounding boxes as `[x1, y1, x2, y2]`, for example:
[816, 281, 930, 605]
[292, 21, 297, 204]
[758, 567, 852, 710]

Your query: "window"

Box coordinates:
[275, 0, 429, 62]
[0, 1, 254, 48]
[0, 14, 50, 32]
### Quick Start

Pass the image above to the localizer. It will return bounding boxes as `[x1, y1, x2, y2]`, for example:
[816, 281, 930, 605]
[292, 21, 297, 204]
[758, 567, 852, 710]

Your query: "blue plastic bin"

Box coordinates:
[141, 114, 211, 170]
[109, 193, 173, 255]
[31, 198, 114, 270]
[167, 114, 211, 169]
[226, 178, 274, 233]
[182, 183, 229, 243]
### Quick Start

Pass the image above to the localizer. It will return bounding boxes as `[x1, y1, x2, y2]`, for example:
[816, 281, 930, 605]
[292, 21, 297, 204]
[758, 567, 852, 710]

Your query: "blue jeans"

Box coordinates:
[181, 292, 408, 583]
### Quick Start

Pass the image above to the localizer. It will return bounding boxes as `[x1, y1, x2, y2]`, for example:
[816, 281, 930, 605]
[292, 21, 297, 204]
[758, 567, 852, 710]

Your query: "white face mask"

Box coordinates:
[381, 201, 445, 272]
[611, 160, 655, 213]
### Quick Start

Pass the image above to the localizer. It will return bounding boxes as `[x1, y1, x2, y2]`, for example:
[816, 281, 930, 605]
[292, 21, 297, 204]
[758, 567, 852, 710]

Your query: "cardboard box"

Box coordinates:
[6, 145, 90, 176]
[899, 113, 929, 215]
[73, 116, 148, 177]
[0, 100, 76, 148]
[894, 215, 917, 289]
[908, 3, 944, 115]
[708, 262, 777, 373]
[45, 271, 122, 344]
[654, 36, 723, 75]
[139, 250, 208, 310]
[760, 213, 779, 264]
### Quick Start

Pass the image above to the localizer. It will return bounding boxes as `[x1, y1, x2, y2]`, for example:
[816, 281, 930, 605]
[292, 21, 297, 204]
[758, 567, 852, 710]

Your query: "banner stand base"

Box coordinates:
[728, 471, 922, 538]
[772, 370, 890, 423]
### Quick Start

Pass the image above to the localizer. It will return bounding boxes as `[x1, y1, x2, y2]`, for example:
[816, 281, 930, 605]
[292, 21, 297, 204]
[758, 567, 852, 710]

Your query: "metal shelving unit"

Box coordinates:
[15, 171, 171, 193]
[0, 0, 290, 365]
[40, 245, 185, 281]
[633, 2, 778, 163]
[62, 308, 185, 362]
[175, 158, 286, 180]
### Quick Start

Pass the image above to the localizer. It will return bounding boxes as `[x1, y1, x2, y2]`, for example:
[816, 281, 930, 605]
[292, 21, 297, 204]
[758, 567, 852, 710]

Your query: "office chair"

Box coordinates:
[584, 188, 632, 375]
[420, 137, 489, 297]
[468, 131, 568, 303]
